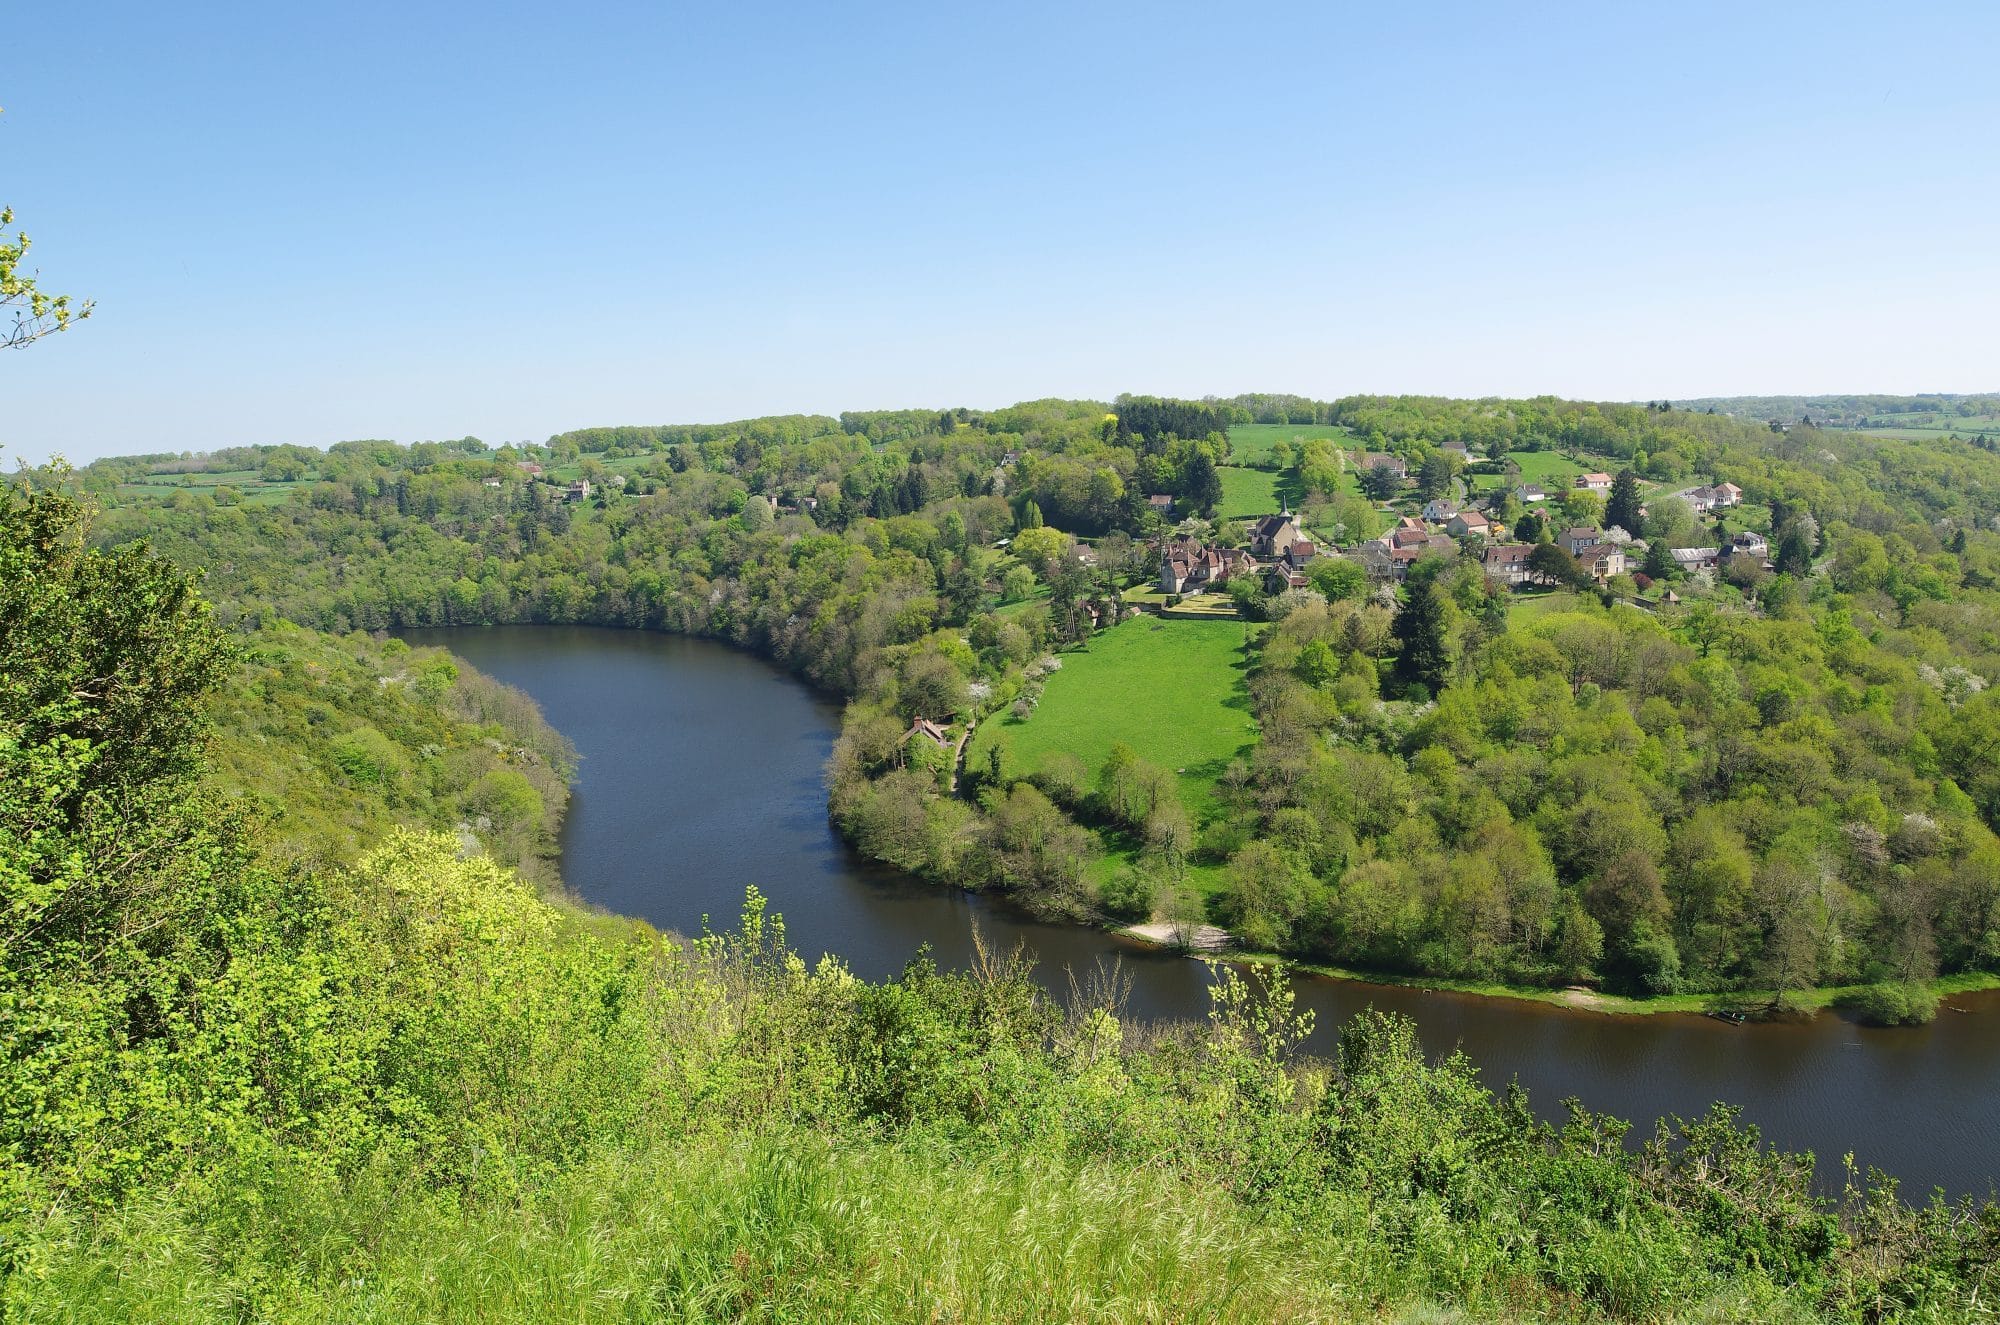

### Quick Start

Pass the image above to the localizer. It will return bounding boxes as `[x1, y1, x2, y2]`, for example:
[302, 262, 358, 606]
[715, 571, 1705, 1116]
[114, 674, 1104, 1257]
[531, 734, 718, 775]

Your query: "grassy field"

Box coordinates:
[119, 467, 316, 505]
[1507, 589, 1590, 623]
[1856, 411, 2000, 438]
[970, 617, 1256, 820]
[1719, 501, 1772, 533]
[1225, 422, 1348, 464]
[1502, 450, 1587, 486]
[1215, 465, 1291, 520]
[1858, 425, 1999, 441]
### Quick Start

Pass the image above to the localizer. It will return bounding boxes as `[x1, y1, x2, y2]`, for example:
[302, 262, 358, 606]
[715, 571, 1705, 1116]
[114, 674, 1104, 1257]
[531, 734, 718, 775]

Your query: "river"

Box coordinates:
[403, 625, 2000, 1198]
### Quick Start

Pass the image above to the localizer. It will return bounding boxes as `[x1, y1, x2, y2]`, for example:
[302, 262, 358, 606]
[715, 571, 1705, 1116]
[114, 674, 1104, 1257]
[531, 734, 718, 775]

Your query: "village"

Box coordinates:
[1137, 447, 1758, 617]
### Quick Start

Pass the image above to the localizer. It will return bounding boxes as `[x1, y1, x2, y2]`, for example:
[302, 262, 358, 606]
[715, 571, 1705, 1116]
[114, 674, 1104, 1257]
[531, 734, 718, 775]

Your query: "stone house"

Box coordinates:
[1447, 510, 1492, 538]
[1249, 511, 1304, 558]
[1561, 526, 1603, 557]
[1482, 542, 1537, 587]
[1263, 565, 1310, 595]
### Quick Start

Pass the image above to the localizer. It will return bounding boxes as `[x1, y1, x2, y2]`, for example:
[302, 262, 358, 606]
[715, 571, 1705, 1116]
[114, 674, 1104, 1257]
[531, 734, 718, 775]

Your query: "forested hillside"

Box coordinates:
[208, 623, 574, 882]
[6, 469, 2000, 1321]
[54, 393, 2000, 1014]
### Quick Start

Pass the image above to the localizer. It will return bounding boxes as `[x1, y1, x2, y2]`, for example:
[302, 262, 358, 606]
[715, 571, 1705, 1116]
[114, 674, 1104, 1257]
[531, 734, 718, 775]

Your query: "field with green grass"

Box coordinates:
[1718, 501, 1772, 533]
[1502, 450, 1587, 486]
[1215, 465, 1286, 520]
[1507, 588, 1589, 623]
[1225, 422, 1348, 464]
[1857, 424, 1999, 442]
[117, 467, 317, 506]
[1856, 411, 2000, 439]
[970, 617, 1256, 819]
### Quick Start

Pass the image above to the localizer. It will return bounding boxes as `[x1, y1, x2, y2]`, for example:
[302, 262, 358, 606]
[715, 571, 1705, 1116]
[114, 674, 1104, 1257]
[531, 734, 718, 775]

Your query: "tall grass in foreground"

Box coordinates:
[18, 1131, 1829, 1325]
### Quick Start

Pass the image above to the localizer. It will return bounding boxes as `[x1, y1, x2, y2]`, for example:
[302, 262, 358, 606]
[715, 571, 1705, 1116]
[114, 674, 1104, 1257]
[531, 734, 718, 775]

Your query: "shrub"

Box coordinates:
[327, 725, 408, 785]
[1098, 868, 1156, 922]
[1837, 981, 1939, 1026]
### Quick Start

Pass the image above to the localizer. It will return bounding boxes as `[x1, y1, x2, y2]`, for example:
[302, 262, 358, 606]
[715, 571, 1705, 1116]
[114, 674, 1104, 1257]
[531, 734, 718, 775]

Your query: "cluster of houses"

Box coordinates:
[1148, 449, 1757, 604]
[1357, 517, 1463, 580]
[1156, 509, 1321, 595]
[1666, 481, 1744, 514]
[1661, 529, 1769, 574]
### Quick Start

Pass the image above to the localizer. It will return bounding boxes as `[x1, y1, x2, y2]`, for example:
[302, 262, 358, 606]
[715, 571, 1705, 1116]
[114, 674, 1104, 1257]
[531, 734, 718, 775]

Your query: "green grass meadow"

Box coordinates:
[1225, 422, 1349, 464]
[970, 616, 1257, 819]
[1718, 501, 1772, 534]
[1507, 589, 1589, 624]
[118, 467, 317, 506]
[1215, 465, 1295, 520]
[1503, 450, 1587, 487]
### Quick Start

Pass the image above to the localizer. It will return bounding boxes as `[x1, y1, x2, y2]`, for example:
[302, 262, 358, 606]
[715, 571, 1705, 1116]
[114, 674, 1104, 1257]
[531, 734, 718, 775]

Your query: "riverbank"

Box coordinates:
[407, 625, 2000, 1197]
[1117, 923, 2000, 1020]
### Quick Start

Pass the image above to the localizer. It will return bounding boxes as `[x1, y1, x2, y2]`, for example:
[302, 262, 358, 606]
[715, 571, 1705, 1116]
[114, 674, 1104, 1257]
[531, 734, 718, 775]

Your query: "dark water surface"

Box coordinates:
[404, 626, 2000, 1198]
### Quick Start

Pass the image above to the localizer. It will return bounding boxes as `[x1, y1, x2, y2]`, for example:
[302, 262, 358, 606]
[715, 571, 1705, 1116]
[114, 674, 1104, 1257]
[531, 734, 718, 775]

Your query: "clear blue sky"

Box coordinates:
[4, 1, 1996, 463]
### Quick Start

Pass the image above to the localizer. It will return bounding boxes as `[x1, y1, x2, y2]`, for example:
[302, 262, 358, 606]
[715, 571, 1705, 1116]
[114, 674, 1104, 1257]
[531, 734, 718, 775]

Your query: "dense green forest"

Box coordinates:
[7, 467, 2000, 1321]
[49, 392, 2000, 1015]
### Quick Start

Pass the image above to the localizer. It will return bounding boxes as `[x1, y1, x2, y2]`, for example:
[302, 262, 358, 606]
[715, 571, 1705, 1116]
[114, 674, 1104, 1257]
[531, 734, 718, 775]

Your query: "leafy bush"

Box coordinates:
[1097, 867, 1156, 922]
[327, 725, 407, 785]
[1837, 981, 1940, 1026]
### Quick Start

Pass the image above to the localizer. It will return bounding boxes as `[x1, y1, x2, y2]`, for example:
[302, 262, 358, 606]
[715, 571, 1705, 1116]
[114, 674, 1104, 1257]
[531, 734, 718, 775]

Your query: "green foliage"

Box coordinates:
[1391, 575, 1451, 697]
[28, 390, 2000, 1012]
[2, 199, 93, 349]
[4, 472, 1999, 1320]
[1837, 982, 1940, 1026]
[208, 624, 573, 879]
[327, 724, 407, 785]
[967, 618, 1256, 824]
[1097, 867, 1156, 921]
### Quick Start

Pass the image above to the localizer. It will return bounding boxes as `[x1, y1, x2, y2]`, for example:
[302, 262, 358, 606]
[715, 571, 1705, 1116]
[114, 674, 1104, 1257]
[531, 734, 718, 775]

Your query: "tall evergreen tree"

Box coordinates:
[1417, 451, 1457, 501]
[1605, 470, 1642, 535]
[1182, 450, 1224, 517]
[1390, 575, 1450, 698]
[1361, 461, 1403, 502]
[1776, 524, 1813, 577]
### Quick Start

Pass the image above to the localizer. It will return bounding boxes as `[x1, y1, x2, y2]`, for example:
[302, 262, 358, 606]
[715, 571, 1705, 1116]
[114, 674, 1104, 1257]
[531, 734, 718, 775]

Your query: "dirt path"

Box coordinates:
[948, 720, 977, 795]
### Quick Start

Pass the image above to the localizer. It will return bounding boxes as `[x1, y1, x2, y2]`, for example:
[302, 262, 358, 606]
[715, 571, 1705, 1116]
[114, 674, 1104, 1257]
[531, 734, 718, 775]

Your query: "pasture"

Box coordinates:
[1226, 422, 1349, 465]
[1503, 450, 1587, 486]
[1216, 465, 1287, 520]
[118, 467, 316, 505]
[969, 616, 1256, 820]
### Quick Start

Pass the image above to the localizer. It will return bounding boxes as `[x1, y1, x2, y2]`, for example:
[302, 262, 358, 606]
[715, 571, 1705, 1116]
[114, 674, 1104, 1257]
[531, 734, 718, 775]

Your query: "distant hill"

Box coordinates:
[1665, 392, 2000, 432]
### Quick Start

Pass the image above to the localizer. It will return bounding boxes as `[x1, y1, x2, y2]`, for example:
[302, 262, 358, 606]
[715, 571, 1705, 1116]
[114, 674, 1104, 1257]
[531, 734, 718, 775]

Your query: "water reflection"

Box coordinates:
[403, 625, 1999, 1198]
